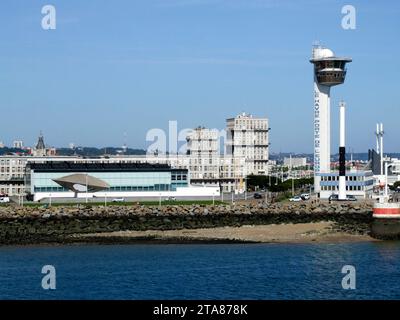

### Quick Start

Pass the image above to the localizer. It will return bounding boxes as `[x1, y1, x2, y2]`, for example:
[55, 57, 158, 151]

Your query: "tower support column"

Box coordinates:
[314, 83, 331, 193]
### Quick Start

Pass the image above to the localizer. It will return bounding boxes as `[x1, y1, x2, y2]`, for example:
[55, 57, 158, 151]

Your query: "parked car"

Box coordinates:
[329, 194, 357, 202]
[346, 195, 357, 201]
[301, 193, 310, 201]
[329, 194, 339, 201]
[112, 198, 125, 203]
[0, 196, 10, 203]
[254, 193, 263, 199]
[165, 196, 176, 201]
[289, 196, 302, 202]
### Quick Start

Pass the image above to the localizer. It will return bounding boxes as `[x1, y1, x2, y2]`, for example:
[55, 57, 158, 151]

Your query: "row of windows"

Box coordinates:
[234, 138, 268, 144]
[321, 176, 365, 182]
[317, 72, 345, 80]
[234, 120, 268, 130]
[190, 159, 219, 165]
[0, 167, 24, 173]
[316, 60, 346, 69]
[0, 187, 24, 195]
[321, 185, 364, 191]
[34, 183, 188, 193]
[171, 174, 187, 181]
[190, 165, 219, 171]
[0, 160, 26, 166]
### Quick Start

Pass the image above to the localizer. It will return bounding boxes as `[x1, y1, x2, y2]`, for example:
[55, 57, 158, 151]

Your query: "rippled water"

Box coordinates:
[1, 242, 400, 300]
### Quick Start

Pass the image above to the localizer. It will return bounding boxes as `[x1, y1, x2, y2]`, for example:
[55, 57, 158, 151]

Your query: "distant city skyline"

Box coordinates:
[1, 0, 399, 153]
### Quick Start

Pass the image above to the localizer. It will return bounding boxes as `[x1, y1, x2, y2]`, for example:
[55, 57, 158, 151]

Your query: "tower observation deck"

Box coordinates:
[310, 47, 352, 86]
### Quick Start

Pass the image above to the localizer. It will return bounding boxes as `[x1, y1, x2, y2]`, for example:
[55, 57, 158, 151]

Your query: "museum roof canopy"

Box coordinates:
[53, 174, 110, 193]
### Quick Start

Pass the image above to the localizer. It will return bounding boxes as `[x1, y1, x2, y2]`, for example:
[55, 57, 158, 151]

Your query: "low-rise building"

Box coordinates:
[26, 161, 219, 202]
[319, 170, 374, 199]
[283, 157, 307, 168]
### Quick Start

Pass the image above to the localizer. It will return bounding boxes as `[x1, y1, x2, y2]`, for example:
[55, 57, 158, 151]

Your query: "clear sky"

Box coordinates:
[0, 0, 399, 153]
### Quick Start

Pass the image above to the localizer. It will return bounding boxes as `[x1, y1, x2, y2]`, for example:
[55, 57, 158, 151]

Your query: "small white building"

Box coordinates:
[284, 157, 307, 168]
[318, 170, 374, 199]
[12, 140, 24, 149]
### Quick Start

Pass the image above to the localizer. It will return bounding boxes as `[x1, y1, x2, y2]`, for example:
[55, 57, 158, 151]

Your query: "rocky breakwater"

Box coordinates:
[0, 202, 373, 245]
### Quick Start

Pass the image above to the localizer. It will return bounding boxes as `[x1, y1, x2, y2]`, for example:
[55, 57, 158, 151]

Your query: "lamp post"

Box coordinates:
[85, 173, 88, 204]
[384, 162, 392, 201]
[292, 177, 294, 196]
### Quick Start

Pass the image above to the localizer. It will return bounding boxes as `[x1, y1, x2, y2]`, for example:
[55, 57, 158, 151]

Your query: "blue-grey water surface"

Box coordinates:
[0, 242, 399, 300]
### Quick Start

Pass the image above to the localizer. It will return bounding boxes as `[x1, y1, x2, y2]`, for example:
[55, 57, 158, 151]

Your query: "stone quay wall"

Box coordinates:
[0, 202, 373, 245]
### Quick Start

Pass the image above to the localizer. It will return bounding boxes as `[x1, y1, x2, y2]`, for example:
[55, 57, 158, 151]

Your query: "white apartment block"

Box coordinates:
[0, 157, 26, 195]
[186, 127, 220, 181]
[13, 140, 24, 149]
[226, 113, 270, 176]
[283, 157, 307, 168]
[0, 156, 80, 196]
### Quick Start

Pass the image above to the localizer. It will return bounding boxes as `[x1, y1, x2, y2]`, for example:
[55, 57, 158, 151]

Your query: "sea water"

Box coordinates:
[0, 242, 399, 300]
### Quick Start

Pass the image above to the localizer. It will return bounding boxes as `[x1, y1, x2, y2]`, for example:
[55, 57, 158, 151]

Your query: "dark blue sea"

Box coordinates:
[1, 242, 400, 300]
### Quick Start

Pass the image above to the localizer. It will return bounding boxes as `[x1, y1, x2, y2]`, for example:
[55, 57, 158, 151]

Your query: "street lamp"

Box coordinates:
[85, 173, 88, 204]
[384, 162, 393, 202]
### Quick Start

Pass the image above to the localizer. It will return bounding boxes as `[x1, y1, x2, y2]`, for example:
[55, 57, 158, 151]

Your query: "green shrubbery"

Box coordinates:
[247, 175, 314, 193]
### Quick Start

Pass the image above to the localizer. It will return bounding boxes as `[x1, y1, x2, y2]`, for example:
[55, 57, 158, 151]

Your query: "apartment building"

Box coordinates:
[186, 126, 220, 181]
[226, 113, 270, 176]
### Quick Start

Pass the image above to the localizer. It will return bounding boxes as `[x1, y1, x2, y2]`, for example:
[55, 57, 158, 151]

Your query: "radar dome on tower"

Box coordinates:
[313, 47, 335, 59]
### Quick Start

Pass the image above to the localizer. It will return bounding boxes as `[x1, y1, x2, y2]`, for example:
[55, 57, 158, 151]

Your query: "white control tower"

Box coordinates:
[310, 45, 352, 195]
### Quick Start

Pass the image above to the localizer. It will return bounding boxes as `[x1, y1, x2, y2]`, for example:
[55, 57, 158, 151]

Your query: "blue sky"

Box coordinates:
[0, 0, 399, 153]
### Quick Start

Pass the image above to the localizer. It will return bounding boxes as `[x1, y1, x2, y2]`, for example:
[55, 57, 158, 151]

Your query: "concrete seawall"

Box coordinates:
[0, 202, 374, 245]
